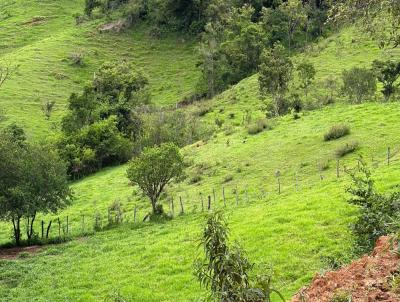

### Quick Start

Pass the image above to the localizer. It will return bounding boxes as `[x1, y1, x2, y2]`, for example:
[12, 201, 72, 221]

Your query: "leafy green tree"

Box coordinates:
[278, 0, 307, 54]
[346, 158, 400, 254]
[59, 62, 148, 178]
[0, 61, 18, 90]
[221, 5, 269, 84]
[341, 67, 377, 103]
[62, 61, 149, 140]
[329, 0, 400, 48]
[297, 61, 316, 100]
[258, 43, 293, 116]
[59, 116, 133, 178]
[0, 131, 72, 245]
[126, 143, 184, 214]
[194, 211, 285, 301]
[372, 59, 400, 100]
[198, 5, 268, 97]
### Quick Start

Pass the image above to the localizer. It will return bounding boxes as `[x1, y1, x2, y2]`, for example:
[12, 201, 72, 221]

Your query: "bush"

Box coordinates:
[324, 124, 350, 141]
[342, 67, 377, 103]
[247, 118, 271, 135]
[69, 52, 85, 66]
[346, 159, 400, 254]
[189, 175, 202, 184]
[335, 141, 359, 158]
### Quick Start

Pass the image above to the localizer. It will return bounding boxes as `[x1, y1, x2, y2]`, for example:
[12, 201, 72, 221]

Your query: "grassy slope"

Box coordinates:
[0, 0, 199, 138]
[0, 4, 400, 301]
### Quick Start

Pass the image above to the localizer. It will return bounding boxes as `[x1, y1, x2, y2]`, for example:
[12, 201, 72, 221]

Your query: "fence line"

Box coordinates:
[16, 145, 400, 243]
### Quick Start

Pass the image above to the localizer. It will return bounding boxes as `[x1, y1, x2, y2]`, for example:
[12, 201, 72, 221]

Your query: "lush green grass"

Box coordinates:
[1, 2, 400, 301]
[0, 0, 199, 138]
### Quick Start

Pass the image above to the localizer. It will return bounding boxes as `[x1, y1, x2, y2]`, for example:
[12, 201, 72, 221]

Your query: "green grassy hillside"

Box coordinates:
[0, 0, 199, 138]
[0, 2, 400, 302]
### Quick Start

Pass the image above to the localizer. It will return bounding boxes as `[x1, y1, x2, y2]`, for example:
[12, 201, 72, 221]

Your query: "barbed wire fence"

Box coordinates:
[27, 145, 400, 243]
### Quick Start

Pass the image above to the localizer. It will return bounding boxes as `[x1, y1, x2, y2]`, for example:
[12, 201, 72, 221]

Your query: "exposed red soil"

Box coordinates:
[0, 245, 42, 260]
[291, 236, 400, 302]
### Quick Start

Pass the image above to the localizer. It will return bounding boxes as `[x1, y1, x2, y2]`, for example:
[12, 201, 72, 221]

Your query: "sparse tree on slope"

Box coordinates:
[258, 43, 293, 116]
[126, 143, 184, 215]
[372, 59, 400, 101]
[0, 128, 72, 245]
[297, 61, 316, 100]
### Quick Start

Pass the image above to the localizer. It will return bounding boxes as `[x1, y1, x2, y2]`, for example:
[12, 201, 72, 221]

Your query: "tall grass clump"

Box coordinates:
[247, 118, 271, 135]
[324, 124, 350, 141]
[335, 141, 359, 158]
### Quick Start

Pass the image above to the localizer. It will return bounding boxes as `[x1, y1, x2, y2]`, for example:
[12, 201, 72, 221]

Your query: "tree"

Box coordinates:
[126, 143, 184, 214]
[341, 67, 377, 103]
[278, 0, 307, 55]
[62, 61, 149, 140]
[59, 62, 149, 178]
[194, 211, 285, 301]
[59, 116, 133, 178]
[297, 61, 316, 100]
[258, 43, 293, 116]
[323, 75, 338, 103]
[372, 59, 400, 100]
[0, 130, 72, 245]
[328, 0, 400, 48]
[346, 158, 400, 254]
[0, 62, 18, 90]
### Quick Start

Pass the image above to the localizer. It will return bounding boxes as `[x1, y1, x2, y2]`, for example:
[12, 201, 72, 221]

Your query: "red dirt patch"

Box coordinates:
[0, 245, 42, 260]
[291, 236, 400, 302]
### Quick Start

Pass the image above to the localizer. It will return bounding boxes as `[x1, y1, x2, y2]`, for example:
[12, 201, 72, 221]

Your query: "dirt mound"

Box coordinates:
[291, 236, 400, 302]
[0, 245, 42, 260]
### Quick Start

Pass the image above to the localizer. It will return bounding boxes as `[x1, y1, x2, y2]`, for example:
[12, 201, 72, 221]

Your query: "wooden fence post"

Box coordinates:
[180, 196, 184, 214]
[46, 221, 52, 239]
[58, 218, 61, 239]
[41, 220, 44, 239]
[222, 187, 226, 207]
[208, 195, 211, 210]
[213, 188, 216, 203]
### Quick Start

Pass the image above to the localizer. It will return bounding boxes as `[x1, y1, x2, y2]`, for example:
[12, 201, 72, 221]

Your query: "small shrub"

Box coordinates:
[189, 175, 202, 184]
[390, 274, 400, 295]
[195, 105, 211, 117]
[330, 290, 352, 302]
[223, 175, 234, 183]
[335, 141, 359, 158]
[318, 160, 330, 171]
[215, 118, 224, 128]
[108, 201, 123, 226]
[342, 67, 377, 103]
[69, 51, 85, 66]
[223, 125, 234, 136]
[324, 124, 350, 141]
[247, 118, 271, 135]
